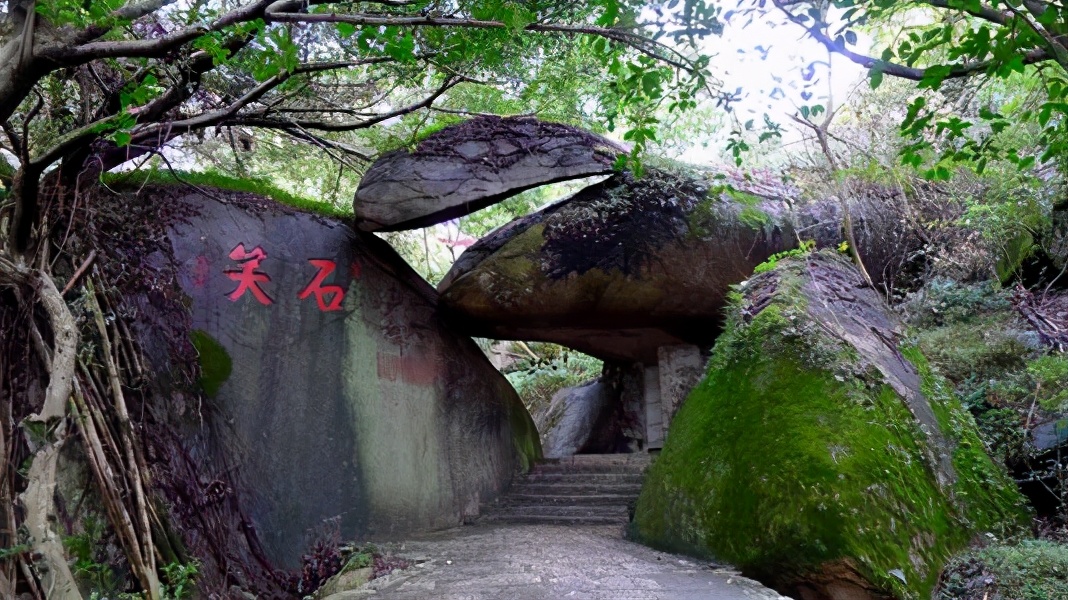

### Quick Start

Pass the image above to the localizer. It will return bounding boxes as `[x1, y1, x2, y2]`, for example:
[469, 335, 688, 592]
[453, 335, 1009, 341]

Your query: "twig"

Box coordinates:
[60, 250, 97, 295]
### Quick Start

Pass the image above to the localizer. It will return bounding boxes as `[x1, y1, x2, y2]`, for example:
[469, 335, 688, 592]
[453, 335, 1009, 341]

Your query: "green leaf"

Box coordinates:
[870, 67, 884, 90]
[596, 0, 620, 27]
[497, 1, 536, 31]
[641, 71, 662, 98]
[592, 37, 608, 57]
[112, 131, 132, 147]
[336, 22, 356, 37]
[385, 31, 416, 62]
[918, 65, 952, 90]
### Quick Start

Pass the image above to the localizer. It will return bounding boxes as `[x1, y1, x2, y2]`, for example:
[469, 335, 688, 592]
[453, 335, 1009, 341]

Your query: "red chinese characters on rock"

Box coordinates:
[222, 244, 348, 311]
[225, 244, 273, 305]
[298, 259, 346, 311]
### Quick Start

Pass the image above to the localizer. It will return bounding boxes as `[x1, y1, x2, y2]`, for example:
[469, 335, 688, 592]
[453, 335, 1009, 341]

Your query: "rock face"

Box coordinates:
[535, 380, 634, 458]
[438, 166, 851, 363]
[353, 116, 623, 231]
[632, 252, 1027, 600]
[161, 188, 539, 567]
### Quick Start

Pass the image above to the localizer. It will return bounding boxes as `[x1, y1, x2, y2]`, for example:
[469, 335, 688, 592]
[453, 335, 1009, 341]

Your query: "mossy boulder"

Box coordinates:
[632, 252, 1028, 600]
[438, 163, 907, 363]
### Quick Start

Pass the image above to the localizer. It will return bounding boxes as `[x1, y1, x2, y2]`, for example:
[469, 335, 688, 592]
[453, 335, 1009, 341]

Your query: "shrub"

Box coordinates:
[504, 342, 602, 416]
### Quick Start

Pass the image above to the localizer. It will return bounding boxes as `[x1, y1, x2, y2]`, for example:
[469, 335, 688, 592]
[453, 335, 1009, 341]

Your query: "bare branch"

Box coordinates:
[1, 121, 22, 159]
[263, 8, 697, 71]
[229, 75, 463, 132]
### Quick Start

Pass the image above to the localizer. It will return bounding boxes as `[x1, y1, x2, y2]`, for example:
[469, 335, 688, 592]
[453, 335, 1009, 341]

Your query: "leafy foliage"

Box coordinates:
[159, 561, 199, 600]
[938, 540, 1068, 600]
[502, 342, 603, 416]
[65, 515, 124, 595]
[752, 240, 815, 274]
[759, 0, 1068, 181]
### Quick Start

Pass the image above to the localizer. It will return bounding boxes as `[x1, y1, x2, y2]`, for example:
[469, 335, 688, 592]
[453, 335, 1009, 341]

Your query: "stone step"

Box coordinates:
[484, 504, 629, 518]
[532, 454, 652, 474]
[496, 493, 638, 507]
[507, 482, 643, 496]
[520, 472, 644, 485]
[478, 454, 651, 526]
[478, 513, 627, 526]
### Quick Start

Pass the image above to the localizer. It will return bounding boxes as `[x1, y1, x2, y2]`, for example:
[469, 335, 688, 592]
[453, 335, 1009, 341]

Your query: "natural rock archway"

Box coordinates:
[352, 117, 924, 453]
[432, 164, 914, 364]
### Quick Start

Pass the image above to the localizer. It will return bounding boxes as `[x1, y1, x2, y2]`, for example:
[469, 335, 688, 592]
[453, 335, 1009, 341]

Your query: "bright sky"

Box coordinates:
[678, 8, 871, 164]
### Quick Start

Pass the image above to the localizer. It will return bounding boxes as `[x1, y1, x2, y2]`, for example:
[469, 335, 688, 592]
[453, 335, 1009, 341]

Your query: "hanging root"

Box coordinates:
[8, 262, 83, 599]
[1, 253, 164, 599]
[80, 277, 161, 598]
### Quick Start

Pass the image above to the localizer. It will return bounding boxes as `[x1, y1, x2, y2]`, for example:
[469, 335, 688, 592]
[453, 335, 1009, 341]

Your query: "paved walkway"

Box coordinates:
[338, 523, 788, 600]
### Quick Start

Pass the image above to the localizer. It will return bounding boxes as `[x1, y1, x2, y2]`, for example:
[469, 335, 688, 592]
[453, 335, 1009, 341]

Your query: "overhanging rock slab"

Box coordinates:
[353, 116, 623, 231]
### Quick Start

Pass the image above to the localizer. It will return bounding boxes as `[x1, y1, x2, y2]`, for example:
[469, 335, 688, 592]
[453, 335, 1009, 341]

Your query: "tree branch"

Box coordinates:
[48, 0, 275, 64]
[773, 0, 1050, 81]
[228, 75, 463, 132]
[263, 9, 696, 71]
[919, 0, 1008, 25]
[1006, 6, 1068, 69]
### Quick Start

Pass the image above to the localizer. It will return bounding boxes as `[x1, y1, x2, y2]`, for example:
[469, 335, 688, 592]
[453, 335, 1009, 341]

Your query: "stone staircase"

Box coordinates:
[480, 453, 652, 526]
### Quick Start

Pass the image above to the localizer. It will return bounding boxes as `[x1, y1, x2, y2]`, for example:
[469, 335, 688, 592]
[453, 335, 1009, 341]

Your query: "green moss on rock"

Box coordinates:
[506, 389, 543, 473]
[632, 255, 1027, 600]
[101, 169, 352, 218]
[190, 329, 232, 398]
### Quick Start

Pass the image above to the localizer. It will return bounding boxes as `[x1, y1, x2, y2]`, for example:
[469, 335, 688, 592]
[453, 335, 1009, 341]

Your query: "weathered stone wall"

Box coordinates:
[657, 345, 704, 440]
[164, 190, 539, 567]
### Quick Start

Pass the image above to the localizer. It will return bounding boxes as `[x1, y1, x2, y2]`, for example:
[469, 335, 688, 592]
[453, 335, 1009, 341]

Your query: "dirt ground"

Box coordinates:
[333, 523, 789, 600]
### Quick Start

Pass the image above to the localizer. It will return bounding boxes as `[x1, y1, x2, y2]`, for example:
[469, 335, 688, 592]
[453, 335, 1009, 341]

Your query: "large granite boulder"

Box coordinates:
[632, 252, 1028, 600]
[151, 187, 540, 567]
[353, 116, 623, 231]
[437, 165, 856, 363]
[535, 379, 635, 458]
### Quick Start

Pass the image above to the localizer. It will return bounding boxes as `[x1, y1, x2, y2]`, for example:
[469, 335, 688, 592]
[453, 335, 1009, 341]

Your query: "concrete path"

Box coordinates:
[338, 523, 789, 600]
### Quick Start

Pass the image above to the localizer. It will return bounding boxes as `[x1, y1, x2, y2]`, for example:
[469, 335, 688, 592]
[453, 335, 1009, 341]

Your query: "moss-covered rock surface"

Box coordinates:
[632, 252, 1028, 600]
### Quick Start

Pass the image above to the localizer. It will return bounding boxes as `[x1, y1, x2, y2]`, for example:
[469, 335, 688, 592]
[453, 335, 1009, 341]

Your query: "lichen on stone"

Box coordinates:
[540, 169, 708, 278]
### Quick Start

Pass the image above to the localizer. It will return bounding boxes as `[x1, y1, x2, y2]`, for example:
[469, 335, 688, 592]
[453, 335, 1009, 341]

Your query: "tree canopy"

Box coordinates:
[759, 0, 1068, 178]
[0, 0, 728, 257]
